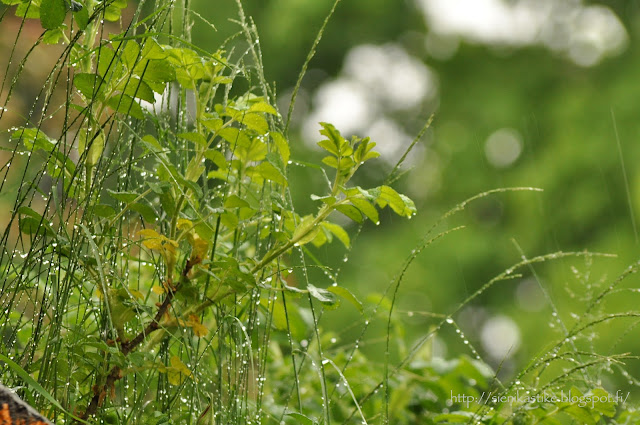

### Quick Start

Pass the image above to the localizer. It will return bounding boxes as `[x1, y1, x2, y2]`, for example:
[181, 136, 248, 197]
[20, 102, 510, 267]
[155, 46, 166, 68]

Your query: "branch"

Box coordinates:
[75, 257, 199, 422]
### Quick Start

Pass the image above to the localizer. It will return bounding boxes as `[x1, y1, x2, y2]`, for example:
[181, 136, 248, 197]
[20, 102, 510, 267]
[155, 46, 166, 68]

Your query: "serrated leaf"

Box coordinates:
[141, 134, 163, 153]
[321, 155, 338, 169]
[238, 113, 269, 134]
[270, 131, 290, 164]
[137, 59, 176, 86]
[204, 149, 227, 169]
[589, 388, 616, 417]
[108, 190, 139, 203]
[107, 94, 144, 119]
[224, 194, 250, 209]
[140, 38, 166, 60]
[252, 162, 287, 186]
[375, 185, 416, 218]
[335, 204, 363, 223]
[78, 128, 105, 166]
[318, 122, 343, 153]
[317, 139, 338, 156]
[130, 202, 157, 222]
[74, 73, 106, 100]
[237, 137, 267, 162]
[350, 198, 379, 224]
[97, 47, 120, 80]
[72, 4, 89, 29]
[40, 0, 66, 29]
[248, 101, 278, 115]
[327, 286, 362, 313]
[121, 77, 156, 103]
[43, 27, 65, 44]
[178, 132, 208, 147]
[321, 222, 350, 248]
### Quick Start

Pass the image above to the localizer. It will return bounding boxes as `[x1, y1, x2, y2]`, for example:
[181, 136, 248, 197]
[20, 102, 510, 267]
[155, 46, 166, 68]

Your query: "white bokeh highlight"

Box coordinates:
[481, 315, 522, 360]
[484, 128, 523, 168]
[418, 0, 627, 66]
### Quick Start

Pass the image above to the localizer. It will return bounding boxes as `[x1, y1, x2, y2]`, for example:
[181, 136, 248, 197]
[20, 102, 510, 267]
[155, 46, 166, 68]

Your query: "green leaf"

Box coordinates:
[97, 47, 120, 80]
[140, 38, 166, 60]
[178, 132, 208, 147]
[307, 284, 338, 308]
[589, 388, 616, 417]
[137, 59, 176, 89]
[141, 134, 163, 153]
[43, 27, 65, 44]
[350, 198, 379, 224]
[321, 155, 338, 169]
[147, 181, 171, 194]
[108, 190, 139, 203]
[248, 101, 278, 115]
[107, 94, 144, 119]
[15, 2, 40, 19]
[562, 404, 597, 425]
[93, 204, 116, 218]
[270, 131, 290, 164]
[78, 128, 105, 166]
[317, 139, 339, 156]
[375, 185, 416, 218]
[14, 127, 55, 152]
[237, 137, 267, 162]
[321, 222, 350, 248]
[18, 207, 54, 236]
[291, 215, 320, 246]
[224, 194, 250, 209]
[40, 0, 66, 29]
[121, 77, 156, 103]
[130, 202, 157, 222]
[120, 40, 141, 69]
[327, 285, 362, 313]
[318, 122, 344, 154]
[204, 149, 227, 169]
[251, 162, 287, 186]
[72, 5, 89, 29]
[218, 127, 252, 151]
[74, 73, 106, 99]
[335, 204, 363, 223]
[285, 412, 316, 425]
[104, 0, 127, 21]
[353, 137, 379, 163]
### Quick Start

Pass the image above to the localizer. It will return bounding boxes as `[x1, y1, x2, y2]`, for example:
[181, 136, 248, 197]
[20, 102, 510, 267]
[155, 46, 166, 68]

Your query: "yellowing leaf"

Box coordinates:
[177, 218, 193, 231]
[170, 355, 192, 376]
[138, 229, 177, 254]
[129, 288, 144, 300]
[152, 285, 165, 295]
[187, 315, 209, 337]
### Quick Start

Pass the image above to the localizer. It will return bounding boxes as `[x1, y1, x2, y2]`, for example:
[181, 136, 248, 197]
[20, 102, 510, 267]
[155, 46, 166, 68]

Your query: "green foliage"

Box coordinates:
[1, 1, 639, 424]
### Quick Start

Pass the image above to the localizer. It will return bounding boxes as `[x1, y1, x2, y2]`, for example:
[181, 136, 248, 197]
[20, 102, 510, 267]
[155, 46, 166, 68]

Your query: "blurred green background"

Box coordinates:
[186, 0, 640, 388]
